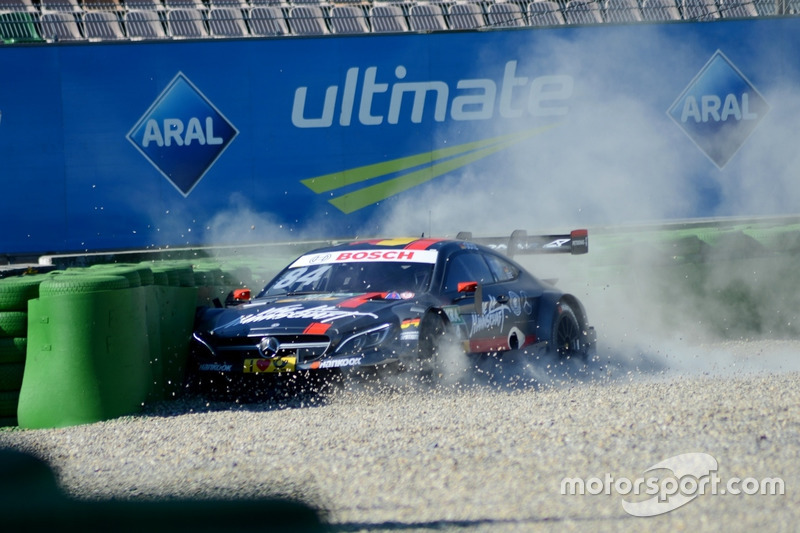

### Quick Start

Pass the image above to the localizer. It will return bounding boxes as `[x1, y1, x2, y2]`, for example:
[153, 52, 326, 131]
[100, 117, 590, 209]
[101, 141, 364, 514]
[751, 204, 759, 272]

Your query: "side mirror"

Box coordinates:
[225, 288, 251, 307]
[233, 288, 251, 301]
[457, 281, 478, 293]
[456, 281, 483, 316]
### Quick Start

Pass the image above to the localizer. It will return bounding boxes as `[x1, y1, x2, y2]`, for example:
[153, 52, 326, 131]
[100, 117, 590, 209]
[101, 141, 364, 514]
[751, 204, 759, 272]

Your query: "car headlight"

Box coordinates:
[336, 324, 393, 354]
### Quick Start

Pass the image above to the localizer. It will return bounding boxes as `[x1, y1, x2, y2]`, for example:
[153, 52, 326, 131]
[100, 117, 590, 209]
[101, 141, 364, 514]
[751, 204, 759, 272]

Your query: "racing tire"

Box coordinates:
[38, 274, 130, 297]
[0, 390, 20, 417]
[151, 270, 170, 287]
[150, 264, 192, 287]
[0, 363, 24, 391]
[91, 264, 155, 287]
[0, 338, 27, 364]
[0, 276, 44, 311]
[418, 313, 460, 383]
[550, 302, 586, 360]
[0, 312, 27, 338]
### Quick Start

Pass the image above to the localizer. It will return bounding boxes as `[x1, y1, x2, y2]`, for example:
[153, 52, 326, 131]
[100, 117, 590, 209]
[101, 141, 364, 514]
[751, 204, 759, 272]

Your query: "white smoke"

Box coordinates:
[199, 25, 800, 384]
[367, 25, 800, 380]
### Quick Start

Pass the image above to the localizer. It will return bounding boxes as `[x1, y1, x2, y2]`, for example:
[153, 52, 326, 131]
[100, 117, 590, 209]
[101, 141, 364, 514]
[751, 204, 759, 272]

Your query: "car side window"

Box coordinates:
[484, 253, 519, 282]
[442, 252, 494, 292]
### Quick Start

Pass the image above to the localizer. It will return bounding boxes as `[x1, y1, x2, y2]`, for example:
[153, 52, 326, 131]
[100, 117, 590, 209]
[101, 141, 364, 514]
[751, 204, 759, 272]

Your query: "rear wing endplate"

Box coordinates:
[455, 229, 588, 258]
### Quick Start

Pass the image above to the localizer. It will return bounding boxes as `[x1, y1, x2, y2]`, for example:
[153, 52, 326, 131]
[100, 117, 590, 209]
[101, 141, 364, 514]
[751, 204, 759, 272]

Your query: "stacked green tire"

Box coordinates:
[0, 275, 45, 426]
[148, 263, 198, 399]
[17, 265, 198, 429]
[18, 273, 145, 428]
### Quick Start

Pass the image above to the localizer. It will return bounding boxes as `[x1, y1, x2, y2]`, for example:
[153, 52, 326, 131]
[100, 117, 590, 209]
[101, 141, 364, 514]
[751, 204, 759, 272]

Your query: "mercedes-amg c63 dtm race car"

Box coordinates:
[188, 230, 595, 387]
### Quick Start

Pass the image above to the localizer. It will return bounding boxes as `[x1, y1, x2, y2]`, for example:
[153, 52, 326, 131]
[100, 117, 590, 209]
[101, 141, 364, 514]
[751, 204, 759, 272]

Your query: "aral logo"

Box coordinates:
[668, 50, 769, 169]
[127, 72, 238, 196]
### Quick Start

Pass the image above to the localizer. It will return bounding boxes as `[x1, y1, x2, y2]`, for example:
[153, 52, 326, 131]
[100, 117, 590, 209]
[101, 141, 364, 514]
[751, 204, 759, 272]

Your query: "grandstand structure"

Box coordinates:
[0, 0, 793, 42]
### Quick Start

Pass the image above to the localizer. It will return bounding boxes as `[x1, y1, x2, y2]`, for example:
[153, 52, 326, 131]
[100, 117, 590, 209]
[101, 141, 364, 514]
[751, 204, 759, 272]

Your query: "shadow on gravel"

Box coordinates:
[328, 514, 634, 532]
[0, 448, 329, 533]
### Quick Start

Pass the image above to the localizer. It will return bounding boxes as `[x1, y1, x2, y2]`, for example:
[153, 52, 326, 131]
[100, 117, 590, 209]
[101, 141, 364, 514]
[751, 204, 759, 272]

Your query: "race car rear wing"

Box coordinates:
[455, 229, 588, 258]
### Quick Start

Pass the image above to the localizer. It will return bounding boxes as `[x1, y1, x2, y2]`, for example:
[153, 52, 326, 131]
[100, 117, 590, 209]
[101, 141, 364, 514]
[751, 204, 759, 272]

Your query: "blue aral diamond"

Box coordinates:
[127, 73, 238, 196]
[667, 50, 769, 169]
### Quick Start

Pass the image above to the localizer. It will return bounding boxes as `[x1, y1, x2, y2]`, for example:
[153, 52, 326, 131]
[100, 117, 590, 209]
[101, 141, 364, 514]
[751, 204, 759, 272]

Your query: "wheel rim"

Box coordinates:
[555, 313, 580, 356]
[420, 316, 445, 357]
[419, 314, 451, 379]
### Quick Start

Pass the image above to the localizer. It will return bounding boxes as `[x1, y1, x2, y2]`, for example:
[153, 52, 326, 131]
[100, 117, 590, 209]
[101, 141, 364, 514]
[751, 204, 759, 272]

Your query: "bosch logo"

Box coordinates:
[127, 72, 238, 196]
[667, 50, 769, 169]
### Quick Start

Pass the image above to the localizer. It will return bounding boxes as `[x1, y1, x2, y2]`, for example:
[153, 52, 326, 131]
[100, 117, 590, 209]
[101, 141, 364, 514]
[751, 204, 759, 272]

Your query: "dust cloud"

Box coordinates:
[366, 27, 800, 381]
[201, 27, 800, 383]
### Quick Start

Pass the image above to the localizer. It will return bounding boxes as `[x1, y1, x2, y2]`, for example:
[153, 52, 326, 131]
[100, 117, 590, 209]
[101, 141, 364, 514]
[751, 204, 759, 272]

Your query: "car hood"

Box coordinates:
[200, 292, 413, 338]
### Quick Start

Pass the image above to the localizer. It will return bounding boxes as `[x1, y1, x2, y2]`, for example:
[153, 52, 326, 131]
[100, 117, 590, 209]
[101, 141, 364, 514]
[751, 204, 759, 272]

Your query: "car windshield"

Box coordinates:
[259, 261, 434, 297]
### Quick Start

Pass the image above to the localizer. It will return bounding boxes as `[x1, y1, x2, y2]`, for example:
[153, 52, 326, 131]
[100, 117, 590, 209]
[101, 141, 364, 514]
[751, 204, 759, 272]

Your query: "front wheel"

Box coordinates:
[550, 302, 586, 359]
[417, 313, 461, 382]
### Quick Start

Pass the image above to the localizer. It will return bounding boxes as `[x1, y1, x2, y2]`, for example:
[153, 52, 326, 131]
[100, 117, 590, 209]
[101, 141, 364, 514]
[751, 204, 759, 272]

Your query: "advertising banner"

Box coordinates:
[1, 18, 798, 254]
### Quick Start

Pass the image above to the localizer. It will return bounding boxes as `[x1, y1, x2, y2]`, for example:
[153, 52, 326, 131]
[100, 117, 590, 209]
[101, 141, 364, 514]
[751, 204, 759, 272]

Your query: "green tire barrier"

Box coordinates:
[144, 285, 163, 402]
[150, 265, 180, 287]
[82, 266, 165, 402]
[0, 338, 26, 364]
[0, 274, 40, 427]
[163, 263, 196, 288]
[192, 262, 257, 306]
[39, 274, 131, 296]
[0, 311, 27, 338]
[153, 285, 199, 399]
[17, 268, 198, 429]
[150, 262, 194, 287]
[144, 262, 195, 288]
[19, 287, 151, 428]
[0, 363, 24, 391]
[87, 266, 142, 288]
[146, 264, 199, 397]
[192, 267, 223, 287]
[193, 265, 225, 306]
[0, 391, 19, 417]
[3, 259, 267, 427]
[89, 264, 156, 288]
[0, 275, 45, 311]
[151, 269, 170, 286]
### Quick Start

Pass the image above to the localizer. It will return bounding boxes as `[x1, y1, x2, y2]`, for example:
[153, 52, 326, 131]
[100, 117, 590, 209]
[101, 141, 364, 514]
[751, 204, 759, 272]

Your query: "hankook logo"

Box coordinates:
[668, 50, 769, 169]
[127, 72, 238, 196]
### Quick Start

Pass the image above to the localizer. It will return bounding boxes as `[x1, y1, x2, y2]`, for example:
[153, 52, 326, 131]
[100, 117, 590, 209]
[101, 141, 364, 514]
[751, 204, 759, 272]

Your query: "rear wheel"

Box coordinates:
[550, 302, 585, 359]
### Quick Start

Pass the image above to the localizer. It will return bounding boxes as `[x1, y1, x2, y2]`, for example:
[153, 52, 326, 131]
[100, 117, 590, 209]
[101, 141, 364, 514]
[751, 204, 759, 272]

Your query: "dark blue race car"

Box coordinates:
[189, 230, 595, 385]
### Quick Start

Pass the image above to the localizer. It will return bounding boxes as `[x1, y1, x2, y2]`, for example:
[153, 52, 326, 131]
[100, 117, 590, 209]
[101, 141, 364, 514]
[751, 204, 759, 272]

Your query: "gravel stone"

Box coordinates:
[1, 340, 798, 532]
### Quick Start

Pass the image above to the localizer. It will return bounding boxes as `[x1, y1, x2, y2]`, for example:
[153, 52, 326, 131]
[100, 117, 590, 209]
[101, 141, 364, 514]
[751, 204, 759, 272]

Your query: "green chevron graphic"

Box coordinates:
[300, 124, 557, 214]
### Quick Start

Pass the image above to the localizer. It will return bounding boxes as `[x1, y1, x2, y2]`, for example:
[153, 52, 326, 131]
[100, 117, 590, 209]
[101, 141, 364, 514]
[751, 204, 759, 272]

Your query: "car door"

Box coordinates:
[440, 250, 511, 353]
[481, 251, 534, 351]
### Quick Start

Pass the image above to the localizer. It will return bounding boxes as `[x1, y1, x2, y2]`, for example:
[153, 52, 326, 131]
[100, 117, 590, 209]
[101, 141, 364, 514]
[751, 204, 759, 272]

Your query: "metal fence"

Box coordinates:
[0, 0, 795, 44]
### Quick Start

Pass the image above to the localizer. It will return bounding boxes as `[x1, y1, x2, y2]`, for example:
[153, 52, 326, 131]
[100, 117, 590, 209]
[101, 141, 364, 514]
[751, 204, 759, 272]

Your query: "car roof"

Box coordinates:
[341, 237, 447, 250]
[307, 237, 473, 256]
